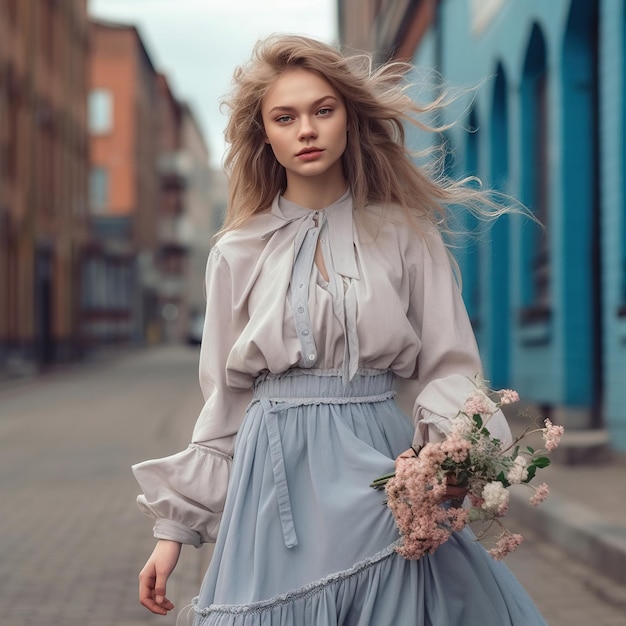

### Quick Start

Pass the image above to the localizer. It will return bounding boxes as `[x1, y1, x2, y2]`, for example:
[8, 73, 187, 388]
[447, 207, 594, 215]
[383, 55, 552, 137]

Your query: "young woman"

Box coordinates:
[133, 35, 547, 625]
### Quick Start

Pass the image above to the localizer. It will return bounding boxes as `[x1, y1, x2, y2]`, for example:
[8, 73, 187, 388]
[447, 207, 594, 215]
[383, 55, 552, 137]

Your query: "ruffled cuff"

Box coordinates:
[412, 373, 513, 448]
[132, 443, 232, 546]
[152, 518, 203, 548]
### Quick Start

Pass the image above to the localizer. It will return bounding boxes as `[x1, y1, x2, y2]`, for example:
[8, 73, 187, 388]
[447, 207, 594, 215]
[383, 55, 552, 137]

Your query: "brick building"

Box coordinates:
[339, 0, 626, 454]
[0, 0, 89, 371]
[155, 73, 191, 343]
[85, 19, 160, 346]
[176, 103, 216, 343]
[87, 19, 217, 347]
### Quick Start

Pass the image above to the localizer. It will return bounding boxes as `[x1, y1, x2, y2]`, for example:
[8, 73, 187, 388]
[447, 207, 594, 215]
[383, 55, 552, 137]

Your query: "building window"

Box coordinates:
[88, 89, 113, 134]
[89, 167, 109, 214]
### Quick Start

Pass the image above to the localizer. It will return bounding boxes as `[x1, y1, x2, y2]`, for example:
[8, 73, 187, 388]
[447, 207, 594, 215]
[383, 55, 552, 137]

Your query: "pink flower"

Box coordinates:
[375, 381, 562, 563]
[543, 419, 564, 451]
[463, 390, 498, 418]
[440, 434, 472, 464]
[529, 482, 550, 507]
[488, 531, 523, 560]
[386, 440, 470, 560]
[497, 389, 520, 405]
[416, 442, 448, 468]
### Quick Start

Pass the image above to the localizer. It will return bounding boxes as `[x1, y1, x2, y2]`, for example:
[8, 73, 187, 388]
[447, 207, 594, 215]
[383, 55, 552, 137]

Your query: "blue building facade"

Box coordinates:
[405, 0, 626, 452]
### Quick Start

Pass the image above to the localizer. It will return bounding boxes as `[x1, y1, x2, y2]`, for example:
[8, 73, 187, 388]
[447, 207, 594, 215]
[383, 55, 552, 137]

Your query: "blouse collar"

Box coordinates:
[261, 189, 359, 280]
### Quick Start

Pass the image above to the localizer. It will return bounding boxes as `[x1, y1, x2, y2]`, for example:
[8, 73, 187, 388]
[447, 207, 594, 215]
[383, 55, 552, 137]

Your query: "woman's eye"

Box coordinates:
[276, 115, 292, 123]
[317, 108, 332, 116]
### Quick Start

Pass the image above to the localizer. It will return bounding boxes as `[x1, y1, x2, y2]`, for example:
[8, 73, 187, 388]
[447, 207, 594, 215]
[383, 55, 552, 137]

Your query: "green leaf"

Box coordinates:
[473, 414, 483, 429]
[496, 471, 511, 488]
[526, 446, 535, 454]
[533, 457, 551, 468]
[457, 471, 471, 487]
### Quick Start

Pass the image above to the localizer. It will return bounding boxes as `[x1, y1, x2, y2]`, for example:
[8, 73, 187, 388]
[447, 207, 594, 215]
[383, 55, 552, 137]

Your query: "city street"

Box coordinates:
[0, 346, 624, 626]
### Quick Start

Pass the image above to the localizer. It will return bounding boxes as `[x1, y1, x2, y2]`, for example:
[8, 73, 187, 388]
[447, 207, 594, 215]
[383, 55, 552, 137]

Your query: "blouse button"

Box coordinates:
[308, 354, 316, 361]
[298, 307, 304, 313]
[302, 330, 309, 336]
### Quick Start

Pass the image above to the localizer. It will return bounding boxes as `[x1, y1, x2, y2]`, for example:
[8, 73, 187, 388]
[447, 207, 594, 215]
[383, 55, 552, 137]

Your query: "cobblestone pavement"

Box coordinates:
[0, 346, 624, 625]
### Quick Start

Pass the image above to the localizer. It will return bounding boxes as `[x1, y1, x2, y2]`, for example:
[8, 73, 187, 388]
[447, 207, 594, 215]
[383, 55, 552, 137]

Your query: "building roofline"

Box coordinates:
[89, 17, 158, 74]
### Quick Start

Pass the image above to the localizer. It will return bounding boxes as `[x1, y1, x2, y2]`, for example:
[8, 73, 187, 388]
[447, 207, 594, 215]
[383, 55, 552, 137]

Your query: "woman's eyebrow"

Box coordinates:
[268, 95, 338, 115]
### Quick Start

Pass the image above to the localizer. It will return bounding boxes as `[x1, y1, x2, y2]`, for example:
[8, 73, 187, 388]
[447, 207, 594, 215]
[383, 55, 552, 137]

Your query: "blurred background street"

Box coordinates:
[2, 0, 626, 624]
[0, 347, 210, 626]
[0, 347, 624, 626]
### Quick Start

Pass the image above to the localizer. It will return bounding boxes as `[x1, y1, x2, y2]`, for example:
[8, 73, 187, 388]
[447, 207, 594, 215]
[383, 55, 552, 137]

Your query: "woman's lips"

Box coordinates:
[296, 148, 324, 161]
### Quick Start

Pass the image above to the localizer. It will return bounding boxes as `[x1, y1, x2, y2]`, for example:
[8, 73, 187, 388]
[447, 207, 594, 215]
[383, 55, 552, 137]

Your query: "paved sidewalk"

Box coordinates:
[507, 421, 626, 589]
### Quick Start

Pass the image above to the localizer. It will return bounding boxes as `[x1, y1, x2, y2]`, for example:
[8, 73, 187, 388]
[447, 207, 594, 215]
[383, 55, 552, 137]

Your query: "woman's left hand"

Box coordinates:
[394, 447, 419, 469]
[395, 448, 468, 503]
[443, 475, 469, 504]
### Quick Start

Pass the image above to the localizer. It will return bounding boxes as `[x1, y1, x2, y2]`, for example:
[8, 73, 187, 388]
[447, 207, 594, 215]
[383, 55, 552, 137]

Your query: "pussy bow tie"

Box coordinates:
[261, 191, 360, 382]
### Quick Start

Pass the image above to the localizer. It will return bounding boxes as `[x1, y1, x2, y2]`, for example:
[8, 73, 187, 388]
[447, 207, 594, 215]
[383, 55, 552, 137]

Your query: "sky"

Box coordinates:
[88, 0, 338, 168]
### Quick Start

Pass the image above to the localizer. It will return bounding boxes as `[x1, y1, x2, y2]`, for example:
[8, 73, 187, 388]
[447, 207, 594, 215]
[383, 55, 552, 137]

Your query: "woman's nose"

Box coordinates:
[298, 117, 317, 140]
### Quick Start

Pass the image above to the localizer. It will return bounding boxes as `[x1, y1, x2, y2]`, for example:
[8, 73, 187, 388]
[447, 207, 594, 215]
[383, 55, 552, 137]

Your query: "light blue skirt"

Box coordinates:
[192, 369, 547, 625]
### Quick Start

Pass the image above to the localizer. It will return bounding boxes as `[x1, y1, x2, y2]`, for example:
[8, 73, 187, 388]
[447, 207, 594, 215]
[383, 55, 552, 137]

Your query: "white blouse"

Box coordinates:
[132, 191, 512, 547]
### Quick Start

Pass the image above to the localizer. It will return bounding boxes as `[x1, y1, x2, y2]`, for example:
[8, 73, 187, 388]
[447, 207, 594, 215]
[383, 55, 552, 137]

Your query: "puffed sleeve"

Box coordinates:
[132, 246, 254, 547]
[396, 226, 512, 449]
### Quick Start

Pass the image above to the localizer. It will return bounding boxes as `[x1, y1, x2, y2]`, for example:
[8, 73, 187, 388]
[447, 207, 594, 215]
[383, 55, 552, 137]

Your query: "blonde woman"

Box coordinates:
[134, 35, 547, 625]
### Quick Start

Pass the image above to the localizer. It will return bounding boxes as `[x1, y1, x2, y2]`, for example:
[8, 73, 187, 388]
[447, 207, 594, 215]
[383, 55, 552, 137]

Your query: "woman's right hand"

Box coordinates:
[138, 539, 182, 615]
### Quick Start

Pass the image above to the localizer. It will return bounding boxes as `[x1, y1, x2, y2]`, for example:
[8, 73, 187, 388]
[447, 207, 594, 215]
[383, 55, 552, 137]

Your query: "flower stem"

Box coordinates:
[370, 472, 396, 490]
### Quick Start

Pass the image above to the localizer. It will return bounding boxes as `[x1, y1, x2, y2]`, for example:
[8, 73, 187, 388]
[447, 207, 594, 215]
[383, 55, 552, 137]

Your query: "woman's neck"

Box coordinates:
[282, 173, 348, 211]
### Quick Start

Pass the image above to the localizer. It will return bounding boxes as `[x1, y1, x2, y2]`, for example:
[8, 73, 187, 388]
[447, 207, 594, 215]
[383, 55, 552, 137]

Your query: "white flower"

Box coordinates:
[481, 481, 510, 514]
[506, 456, 528, 484]
[450, 414, 472, 438]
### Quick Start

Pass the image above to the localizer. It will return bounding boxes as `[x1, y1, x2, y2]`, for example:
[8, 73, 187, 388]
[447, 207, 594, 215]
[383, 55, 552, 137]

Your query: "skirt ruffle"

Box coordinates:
[193, 529, 546, 625]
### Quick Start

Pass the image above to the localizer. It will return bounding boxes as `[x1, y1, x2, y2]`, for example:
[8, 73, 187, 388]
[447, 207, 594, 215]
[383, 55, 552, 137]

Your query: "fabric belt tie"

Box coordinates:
[260, 396, 299, 549]
[257, 389, 396, 549]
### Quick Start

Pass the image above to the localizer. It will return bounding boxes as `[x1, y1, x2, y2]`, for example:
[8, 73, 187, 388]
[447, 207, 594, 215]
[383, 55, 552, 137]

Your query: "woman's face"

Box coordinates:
[261, 68, 348, 187]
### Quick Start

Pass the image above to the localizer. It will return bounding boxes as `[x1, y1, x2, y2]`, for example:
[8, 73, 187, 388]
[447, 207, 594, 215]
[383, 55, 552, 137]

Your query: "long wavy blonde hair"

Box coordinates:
[219, 34, 506, 236]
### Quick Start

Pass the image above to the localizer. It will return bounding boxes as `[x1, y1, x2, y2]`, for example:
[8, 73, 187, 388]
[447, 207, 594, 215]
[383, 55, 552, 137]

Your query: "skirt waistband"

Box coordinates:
[253, 368, 394, 401]
[250, 368, 396, 551]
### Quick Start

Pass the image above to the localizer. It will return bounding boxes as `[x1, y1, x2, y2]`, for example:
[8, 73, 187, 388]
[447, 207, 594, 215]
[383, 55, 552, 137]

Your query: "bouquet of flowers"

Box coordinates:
[371, 379, 564, 560]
